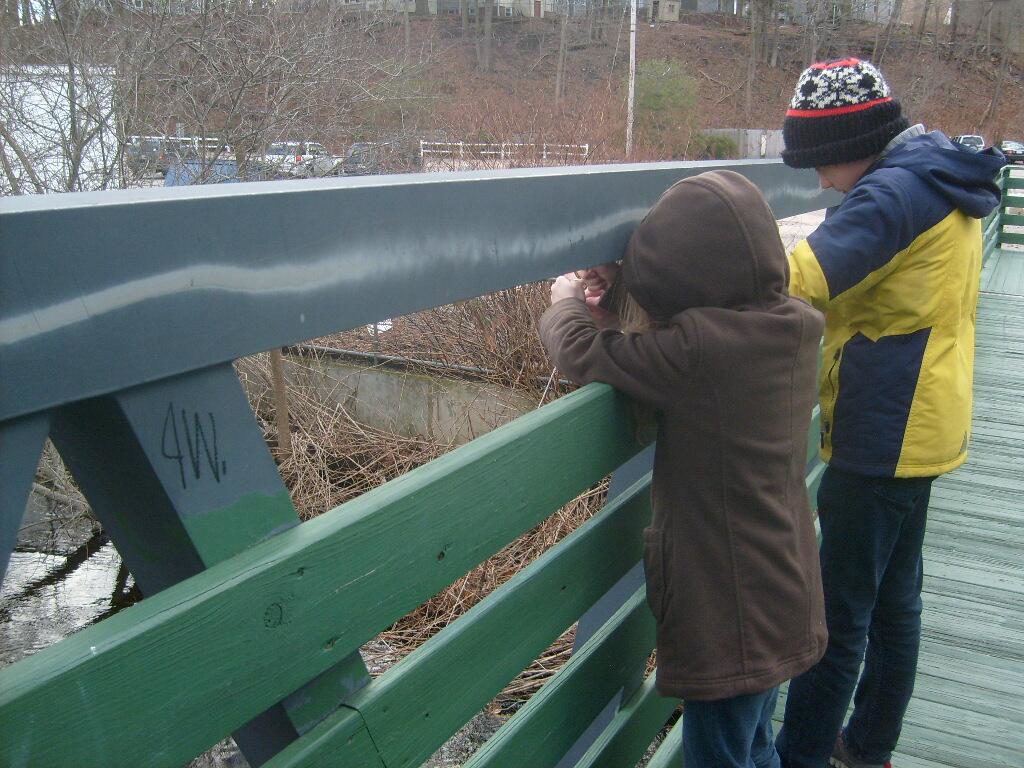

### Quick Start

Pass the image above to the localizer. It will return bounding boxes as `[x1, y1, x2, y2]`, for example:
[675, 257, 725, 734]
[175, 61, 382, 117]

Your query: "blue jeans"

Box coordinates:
[683, 687, 781, 768]
[776, 466, 933, 767]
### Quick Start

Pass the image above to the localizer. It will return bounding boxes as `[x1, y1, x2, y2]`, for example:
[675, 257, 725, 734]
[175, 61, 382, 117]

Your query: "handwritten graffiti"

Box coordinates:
[161, 403, 227, 490]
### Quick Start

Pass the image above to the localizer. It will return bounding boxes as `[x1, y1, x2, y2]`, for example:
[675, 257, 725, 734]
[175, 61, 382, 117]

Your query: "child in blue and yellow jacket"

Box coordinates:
[773, 58, 1005, 768]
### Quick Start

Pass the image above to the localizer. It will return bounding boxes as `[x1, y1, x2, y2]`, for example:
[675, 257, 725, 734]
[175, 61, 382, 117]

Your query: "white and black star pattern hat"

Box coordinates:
[782, 58, 908, 169]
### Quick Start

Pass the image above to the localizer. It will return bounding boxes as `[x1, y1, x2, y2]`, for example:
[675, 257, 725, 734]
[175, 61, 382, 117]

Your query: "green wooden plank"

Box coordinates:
[983, 209, 1001, 234]
[983, 238, 999, 267]
[925, 537, 1024, 581]
[924, 517, 1024, 565]
[1002, 213, 1024, 227]
[266, 474, 653, 768]
[913, 668, 1024, 723]
[917, 640, 1024, 700]
[0, 383, 641, 768]
[984, 215, 1001, 247]
[1003, 176, 1024, 189]
[925, 559, 1022, 595]
[921, 593, 1024, 659]
[463, 588, 656, 768]
[806, 406, 821, 466]
[575, 674, 678, 768]
[999, 231, 1024, 246]
[887, 751, 954, 768]
[892, 700, 1022, 768]
[806, 460, 825, 513]
[925, 509, 1023, 546]
[643, 717, 683, 768]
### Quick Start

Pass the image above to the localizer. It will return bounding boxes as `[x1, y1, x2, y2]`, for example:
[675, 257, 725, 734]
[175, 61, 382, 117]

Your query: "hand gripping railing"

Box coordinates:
[0, 161, 834, 767]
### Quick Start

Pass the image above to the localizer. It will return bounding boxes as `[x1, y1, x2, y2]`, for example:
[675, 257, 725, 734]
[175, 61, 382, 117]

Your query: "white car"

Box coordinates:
[951, 134, 985, 153]
[261, 141, 339, 177]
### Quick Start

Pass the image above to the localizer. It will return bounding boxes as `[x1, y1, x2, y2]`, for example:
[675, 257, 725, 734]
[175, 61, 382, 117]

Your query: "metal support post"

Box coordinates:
[47, 363, 370, 764]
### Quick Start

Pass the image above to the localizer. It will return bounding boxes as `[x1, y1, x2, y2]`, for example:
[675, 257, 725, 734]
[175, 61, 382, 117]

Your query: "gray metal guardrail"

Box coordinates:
[0, 161, 834, 424]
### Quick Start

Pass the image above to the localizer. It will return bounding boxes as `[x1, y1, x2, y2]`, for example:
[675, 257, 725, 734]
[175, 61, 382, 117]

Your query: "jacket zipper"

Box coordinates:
[822, 348, 842, 448]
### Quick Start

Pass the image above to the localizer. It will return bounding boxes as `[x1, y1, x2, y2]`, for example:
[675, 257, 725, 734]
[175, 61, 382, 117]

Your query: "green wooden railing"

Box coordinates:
[999, 167, 1024, 246]
[0, 162, 832, 768]
[0, 388, 824, 768]
[985, 165, 1021, 262]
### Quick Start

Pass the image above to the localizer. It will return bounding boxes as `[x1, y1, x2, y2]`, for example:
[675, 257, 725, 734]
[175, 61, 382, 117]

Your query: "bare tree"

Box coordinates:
[2, 0, 435, 194]
[948, 0, 961, 46]
[554, 6, 569, 102]
[915, 0, 933, 40]
[978, 25, 1012, 129]
[873, 0, 905, 63]
[804, 0, 825, 64]
[0, 0, 146, 194]
[479, 0, 493, 71]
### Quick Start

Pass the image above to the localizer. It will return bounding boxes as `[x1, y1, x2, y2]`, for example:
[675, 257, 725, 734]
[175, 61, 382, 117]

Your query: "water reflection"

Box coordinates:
[0, 499, 242, 766]
[0, 538, 138, 666]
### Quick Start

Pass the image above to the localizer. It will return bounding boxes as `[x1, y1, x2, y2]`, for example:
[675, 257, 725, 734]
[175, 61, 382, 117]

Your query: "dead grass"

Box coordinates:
[318, 282, 562, 401]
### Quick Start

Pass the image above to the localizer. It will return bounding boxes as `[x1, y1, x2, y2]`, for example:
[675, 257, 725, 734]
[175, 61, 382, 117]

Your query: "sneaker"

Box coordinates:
[829, 731, 892, 768]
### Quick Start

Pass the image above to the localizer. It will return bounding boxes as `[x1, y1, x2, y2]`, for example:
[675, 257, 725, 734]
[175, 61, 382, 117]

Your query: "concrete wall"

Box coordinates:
[277, 352, 535, 445]
[704, 128, 786, 159]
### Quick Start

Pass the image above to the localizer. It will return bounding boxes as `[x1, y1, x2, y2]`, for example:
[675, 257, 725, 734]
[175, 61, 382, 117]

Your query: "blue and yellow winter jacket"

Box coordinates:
[788, 130, 1004, 477]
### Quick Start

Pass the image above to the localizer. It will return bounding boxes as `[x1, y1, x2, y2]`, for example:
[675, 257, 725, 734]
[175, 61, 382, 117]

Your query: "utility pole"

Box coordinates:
[626, 0, 637, 156]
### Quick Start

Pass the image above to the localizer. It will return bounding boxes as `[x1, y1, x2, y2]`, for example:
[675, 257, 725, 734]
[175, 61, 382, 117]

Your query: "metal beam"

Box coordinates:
[0, 413, 51, 582]
[0, 162, 836, 423]
[46, 363, 372, 763]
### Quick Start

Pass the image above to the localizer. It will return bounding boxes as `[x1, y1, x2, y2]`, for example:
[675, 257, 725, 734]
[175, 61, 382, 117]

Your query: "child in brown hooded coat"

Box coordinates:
[540, 170, 827, 767]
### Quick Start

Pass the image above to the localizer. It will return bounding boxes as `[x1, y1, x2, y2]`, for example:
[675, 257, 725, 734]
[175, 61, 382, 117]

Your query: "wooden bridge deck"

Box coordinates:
[774, 247, 1024, 768]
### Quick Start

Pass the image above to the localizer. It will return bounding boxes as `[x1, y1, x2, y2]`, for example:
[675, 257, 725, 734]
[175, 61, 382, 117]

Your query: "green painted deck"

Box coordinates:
[774, 247, 1024, 768]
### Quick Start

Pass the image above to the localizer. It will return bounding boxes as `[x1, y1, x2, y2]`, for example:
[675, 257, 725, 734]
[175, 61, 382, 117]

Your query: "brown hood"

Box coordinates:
[622, 170, 789, 318]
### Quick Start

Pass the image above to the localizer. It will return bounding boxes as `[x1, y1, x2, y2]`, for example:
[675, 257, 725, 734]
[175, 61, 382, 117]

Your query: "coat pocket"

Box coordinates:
[642, 526, 668, 623]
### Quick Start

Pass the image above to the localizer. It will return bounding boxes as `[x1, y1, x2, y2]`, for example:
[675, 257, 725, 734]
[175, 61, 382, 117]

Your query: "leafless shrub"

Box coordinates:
[319, 283, 567, 403]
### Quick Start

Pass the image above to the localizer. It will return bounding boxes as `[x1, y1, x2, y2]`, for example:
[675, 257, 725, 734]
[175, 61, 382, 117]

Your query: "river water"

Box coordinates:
[0, 539, 130, 666]
[0, 492, 138, 668]
[0, 493, 246, 766]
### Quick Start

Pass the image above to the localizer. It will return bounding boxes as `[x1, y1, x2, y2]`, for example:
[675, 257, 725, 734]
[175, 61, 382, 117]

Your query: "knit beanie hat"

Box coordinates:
[782, 58, 909, 169]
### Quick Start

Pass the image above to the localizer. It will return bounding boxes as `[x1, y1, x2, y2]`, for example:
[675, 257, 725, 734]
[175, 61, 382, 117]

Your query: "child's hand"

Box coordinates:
[550, 274, 585, 305]
[576, 263, 620, 308]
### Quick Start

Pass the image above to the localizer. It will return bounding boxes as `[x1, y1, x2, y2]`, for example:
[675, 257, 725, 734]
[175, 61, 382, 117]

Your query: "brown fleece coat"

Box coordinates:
[540, 171, 827, 701]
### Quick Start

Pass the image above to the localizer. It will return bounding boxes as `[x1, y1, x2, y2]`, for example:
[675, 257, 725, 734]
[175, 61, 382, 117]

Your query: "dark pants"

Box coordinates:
[683, 687, 781, 768]
[776, 466, 933, 767]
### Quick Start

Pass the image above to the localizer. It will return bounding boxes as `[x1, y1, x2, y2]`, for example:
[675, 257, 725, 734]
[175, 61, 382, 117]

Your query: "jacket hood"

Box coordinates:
[622, 170, 788, 318]
[878, 131, 1003, 218]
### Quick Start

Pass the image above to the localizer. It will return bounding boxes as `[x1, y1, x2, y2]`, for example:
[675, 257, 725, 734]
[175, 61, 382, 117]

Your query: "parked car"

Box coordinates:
[951, 134, 985, 153]
[125, 136, 172, 175]
[340, 141, 413, 176]
[998, 140, 1024, 164]
[125, 135, 230, 176]
[260, 141, 338, 178]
